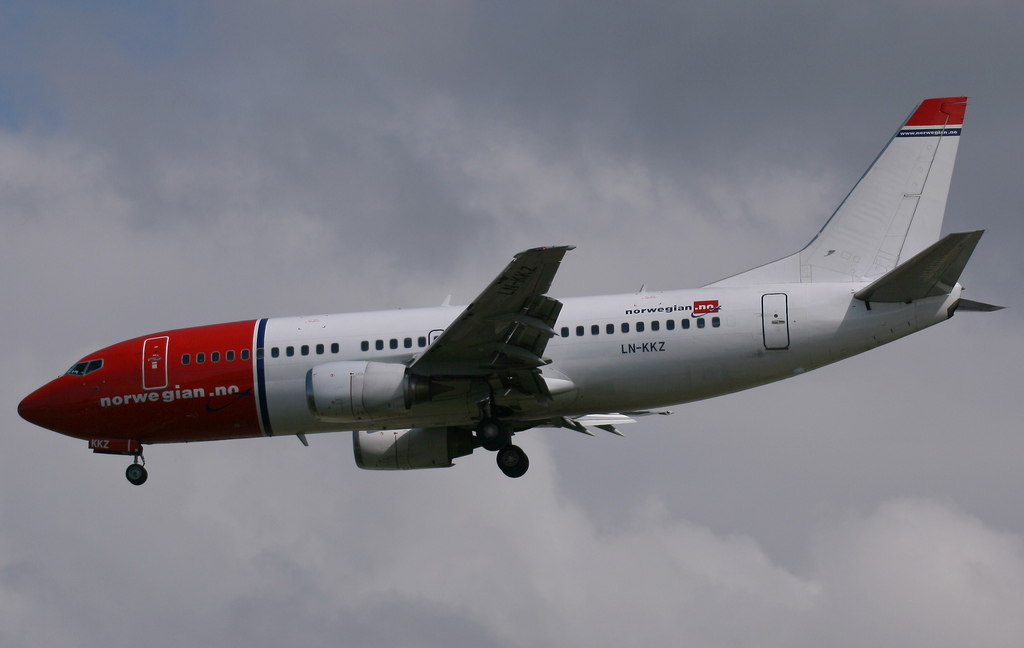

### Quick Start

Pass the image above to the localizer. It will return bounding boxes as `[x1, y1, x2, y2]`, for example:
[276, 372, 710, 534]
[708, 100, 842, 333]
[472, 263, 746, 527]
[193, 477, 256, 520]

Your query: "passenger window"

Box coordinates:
[712, 316, 721, 328]
[651, 321, 660, 331]
[418, 336, 427, 347]
[300, 345, 308, 356]
[241, 349, 250, 361]
[211, 352, 220, 363]
[404, 338, 412, 348]
[376, 340, 384, 351]
[254, 349, 262, 360]
[361, 341, 369, 352]
[181, 354, 190, 366]
[271, 347, 280, 358]
[561, 327, 569, 338]
[606, 323, 614, 334]
[226, 350, 235, 361]
[621, 322, 630, 333]
[390, 339, 398, 350]
[591, 324, 599, 335]
[697, 318, 706, 329]
[197, 353, 206, 364]
[681, 319, 690, 330]
[636, 322, 645, 333]
[332, 343, 340, 353]
[286, 347, 294, 357]
[666, 320, 675, 331]
[576, 325, 585, 336]
[316, 344, 324, 354]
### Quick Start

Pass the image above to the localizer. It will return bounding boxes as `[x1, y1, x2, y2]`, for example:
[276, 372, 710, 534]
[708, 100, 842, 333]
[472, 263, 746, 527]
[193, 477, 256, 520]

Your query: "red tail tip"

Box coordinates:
[905, 96, 967, 127]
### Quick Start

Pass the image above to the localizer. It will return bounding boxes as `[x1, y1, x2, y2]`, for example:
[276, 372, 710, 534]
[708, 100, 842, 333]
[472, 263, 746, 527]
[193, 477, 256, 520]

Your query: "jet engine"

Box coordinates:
[306, 361, 415, 422]
[353, 427, 476, 470]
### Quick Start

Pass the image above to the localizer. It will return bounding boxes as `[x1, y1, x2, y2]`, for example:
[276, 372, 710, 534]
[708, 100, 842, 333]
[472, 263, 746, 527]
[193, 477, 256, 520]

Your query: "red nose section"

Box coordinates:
[21, 320, 263, 444]
[18, 381, 62, 432]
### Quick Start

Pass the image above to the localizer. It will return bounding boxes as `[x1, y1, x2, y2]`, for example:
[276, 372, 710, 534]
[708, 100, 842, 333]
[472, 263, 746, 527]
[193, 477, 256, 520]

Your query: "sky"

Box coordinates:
[2, 1, 1024, 646]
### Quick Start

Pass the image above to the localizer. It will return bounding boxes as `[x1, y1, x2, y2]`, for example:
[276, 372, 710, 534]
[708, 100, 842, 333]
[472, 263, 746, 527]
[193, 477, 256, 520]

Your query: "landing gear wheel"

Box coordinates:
[477, 418, 511, 452]
[496, 445, 529, 478]
[126, 463, 148, 486]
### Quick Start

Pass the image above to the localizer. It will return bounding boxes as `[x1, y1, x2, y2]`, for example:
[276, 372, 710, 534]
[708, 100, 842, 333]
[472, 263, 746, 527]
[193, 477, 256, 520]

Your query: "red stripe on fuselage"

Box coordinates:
[19, 320, 262, 444]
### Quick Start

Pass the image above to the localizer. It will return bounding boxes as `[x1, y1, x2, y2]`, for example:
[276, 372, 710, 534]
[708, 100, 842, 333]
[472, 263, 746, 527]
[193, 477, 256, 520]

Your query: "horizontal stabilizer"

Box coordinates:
[956, 299, 1005, 312]
[855, 231, 983, 303]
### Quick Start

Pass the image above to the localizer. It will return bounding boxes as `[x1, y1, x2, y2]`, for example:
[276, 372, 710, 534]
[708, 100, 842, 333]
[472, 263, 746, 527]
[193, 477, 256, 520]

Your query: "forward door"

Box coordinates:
[142, 336, 170, 390]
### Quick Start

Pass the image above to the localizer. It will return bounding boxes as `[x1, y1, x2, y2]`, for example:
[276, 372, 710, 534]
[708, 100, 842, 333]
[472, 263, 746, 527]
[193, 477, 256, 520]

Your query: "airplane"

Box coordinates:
[18, 96, 1002, 485]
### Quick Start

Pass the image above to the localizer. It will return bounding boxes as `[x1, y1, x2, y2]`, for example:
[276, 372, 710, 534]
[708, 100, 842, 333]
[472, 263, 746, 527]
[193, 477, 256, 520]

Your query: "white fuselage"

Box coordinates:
[258, 283, 961, 437]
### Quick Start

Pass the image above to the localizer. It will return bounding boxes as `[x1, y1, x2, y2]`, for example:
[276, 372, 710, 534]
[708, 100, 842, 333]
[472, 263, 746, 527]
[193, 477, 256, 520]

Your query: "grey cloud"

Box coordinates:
[2, 2, 1023, 647]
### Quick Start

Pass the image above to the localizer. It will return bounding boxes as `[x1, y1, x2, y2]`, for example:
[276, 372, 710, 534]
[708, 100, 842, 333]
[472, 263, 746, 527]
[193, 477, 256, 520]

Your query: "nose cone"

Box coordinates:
[18, 380, 81, 436]
[19, 382, 58, 430]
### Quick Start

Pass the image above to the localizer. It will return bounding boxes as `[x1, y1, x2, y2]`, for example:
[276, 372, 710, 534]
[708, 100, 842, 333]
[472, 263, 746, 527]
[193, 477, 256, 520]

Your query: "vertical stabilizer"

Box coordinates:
[707, 97, 966, 287]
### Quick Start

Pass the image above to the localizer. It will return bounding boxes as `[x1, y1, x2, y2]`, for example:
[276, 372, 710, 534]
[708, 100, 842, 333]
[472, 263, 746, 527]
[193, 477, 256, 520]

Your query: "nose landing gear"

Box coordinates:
[125, 455, 148, 485]
[87, 438, 149, 485]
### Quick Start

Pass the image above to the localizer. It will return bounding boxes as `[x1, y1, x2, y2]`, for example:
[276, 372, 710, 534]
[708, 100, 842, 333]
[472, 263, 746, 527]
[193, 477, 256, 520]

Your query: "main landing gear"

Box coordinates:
[477, 418, 530, 478]
[125, 454, 148, 486]
[496, 444, 529, 479]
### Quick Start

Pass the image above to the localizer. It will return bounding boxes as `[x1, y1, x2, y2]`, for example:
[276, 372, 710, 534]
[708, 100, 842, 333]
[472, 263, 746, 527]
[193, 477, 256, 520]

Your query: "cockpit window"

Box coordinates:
[66, 359, 104, 376]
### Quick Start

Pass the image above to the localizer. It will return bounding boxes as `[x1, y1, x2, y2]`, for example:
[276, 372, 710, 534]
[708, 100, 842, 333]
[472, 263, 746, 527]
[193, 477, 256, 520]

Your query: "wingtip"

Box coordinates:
[518, 245, 576, 256]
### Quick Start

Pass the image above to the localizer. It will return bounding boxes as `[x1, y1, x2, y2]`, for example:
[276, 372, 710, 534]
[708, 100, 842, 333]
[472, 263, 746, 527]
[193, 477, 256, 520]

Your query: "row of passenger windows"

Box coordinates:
[262, 317, 723, 361]
[559, 317, 720, 338]
[360, 337, 429, 352]
[66, 317, 722, 377]
[270, 342, 342, 358]
[176, 318, 721, 365]
[183, 338, 425, 362]
[350, 319, 722, 355]
[181, 349, 250, 365]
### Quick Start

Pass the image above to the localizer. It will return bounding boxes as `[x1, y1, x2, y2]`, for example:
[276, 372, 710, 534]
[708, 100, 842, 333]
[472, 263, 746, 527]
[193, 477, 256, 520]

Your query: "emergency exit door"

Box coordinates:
[762, 293, 790, 350]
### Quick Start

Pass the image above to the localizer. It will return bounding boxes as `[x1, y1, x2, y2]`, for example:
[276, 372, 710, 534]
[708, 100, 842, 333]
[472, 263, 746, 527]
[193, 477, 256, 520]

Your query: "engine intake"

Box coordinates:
[353, 427, 476, 470]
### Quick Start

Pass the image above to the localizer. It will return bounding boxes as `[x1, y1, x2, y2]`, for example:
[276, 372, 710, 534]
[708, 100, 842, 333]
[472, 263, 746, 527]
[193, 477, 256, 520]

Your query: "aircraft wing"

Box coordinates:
[409, 246, 574, 386]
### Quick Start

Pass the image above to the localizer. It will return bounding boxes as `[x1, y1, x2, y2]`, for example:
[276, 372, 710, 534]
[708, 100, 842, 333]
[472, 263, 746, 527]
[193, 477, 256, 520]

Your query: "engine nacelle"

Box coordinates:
[353, 427, 476, 470]
[306, 361, 411, 422]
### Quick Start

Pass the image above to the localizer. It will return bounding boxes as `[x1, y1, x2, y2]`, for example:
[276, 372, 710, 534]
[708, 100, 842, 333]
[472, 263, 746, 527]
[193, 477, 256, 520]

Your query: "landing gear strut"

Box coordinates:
[125, 455, 148, 486]
[476, 417, 530, 478]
